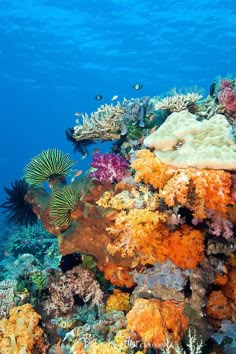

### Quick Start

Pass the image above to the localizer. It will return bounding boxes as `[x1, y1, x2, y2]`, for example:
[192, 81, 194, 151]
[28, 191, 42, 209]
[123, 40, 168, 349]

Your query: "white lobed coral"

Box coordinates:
[144, 110, 236, 170]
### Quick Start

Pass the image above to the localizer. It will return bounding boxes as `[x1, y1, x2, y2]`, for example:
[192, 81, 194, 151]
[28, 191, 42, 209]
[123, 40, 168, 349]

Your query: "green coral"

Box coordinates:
[24, 148, 76, 186]
[30, 271, 48, 291]
[49, 185, 79, 228]
[126, 123, 143, 140]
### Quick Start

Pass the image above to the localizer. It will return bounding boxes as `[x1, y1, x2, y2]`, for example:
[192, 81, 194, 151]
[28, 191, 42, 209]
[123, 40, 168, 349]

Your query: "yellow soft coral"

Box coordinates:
[106, 289, 131, 313]
[107, 208, 169, 266]
[126, 298, 188, 349]
[0, 303, 46, 353]
[87, 341, 128, 354]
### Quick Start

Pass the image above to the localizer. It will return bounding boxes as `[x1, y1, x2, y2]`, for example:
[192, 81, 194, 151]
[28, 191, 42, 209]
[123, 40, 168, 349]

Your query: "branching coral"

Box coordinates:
[126, 298, 188, 349]
[42, 266, 103, 316]
[0, 280, 17, 319]
[155, 93, 202, 112]
[24, 148, 76, 187]
[89, 152, 129, 183]
[73, 102, 125, 142]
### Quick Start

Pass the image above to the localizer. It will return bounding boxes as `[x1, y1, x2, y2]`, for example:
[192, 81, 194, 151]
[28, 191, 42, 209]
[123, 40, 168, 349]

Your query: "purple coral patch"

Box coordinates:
[89, 152, 129, 183]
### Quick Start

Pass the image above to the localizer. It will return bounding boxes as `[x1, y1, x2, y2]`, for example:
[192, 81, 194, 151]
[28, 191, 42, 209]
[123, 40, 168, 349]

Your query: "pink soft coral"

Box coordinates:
[218, 78, 236, 113]
[89, 152, 129, 183]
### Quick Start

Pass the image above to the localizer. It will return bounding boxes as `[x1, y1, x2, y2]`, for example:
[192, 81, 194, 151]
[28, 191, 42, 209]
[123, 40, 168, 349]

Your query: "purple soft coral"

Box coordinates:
[89, 152, 129, 183]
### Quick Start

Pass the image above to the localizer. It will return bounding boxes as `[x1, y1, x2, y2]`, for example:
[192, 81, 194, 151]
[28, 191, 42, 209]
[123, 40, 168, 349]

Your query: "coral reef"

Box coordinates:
[1, 82, 236, 353]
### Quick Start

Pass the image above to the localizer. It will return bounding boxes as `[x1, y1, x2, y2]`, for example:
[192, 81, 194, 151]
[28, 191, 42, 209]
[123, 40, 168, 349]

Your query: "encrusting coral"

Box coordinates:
[144, 110, 236, 170]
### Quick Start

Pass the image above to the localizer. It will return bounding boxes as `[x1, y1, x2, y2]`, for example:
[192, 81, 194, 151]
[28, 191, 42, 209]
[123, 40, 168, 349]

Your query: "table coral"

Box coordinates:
[126, 298, 188, 349]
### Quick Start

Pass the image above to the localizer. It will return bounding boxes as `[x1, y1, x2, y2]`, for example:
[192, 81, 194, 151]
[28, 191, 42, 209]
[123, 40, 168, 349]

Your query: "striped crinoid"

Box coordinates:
[49, 185, 79, 229]
[24, 148, 76, 187]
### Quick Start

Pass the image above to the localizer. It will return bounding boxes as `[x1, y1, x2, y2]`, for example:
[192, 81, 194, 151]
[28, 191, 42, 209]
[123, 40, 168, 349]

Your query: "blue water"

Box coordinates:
[0, 0, 236, 201]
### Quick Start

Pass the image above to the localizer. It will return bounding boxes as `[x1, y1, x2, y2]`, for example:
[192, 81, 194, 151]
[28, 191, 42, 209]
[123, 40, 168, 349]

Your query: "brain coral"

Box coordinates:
[144, 110, 236, 170]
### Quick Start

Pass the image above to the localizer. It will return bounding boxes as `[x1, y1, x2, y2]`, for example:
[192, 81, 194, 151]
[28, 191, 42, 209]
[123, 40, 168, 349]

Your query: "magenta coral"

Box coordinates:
[218, 78, 236, 113]
[89, 152, 129, 183]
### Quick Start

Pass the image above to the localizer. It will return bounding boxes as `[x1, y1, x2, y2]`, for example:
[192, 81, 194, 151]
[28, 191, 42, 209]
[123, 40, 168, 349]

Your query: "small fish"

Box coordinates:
[71, 170, 83, 182]
[74, 112, 82, 117]
[111, 95, 118, 101]
[93, 148, 100, 155]
[148, 113, 155, 122]
[132, 83, 143, 90]
[94, 94, 103, 100]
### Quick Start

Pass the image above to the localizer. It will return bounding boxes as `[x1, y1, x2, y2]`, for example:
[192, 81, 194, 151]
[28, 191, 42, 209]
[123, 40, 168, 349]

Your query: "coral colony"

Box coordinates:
[1, 77, 236, 353]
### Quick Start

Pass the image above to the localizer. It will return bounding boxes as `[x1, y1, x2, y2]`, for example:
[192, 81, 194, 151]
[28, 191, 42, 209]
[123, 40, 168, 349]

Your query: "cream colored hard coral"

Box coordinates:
[73, 102, 125, 141]
[155, 92, 202, 112]
[144, 110, 236, 170]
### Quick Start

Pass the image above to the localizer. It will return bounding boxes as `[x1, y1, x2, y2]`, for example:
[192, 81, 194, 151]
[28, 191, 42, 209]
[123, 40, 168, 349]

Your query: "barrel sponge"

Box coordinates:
[144, 110, 236, 170]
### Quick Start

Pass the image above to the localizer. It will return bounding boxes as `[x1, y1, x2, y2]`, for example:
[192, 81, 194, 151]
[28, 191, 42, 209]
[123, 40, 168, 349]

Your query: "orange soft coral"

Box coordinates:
[167, 225, 205, 269]
[206, 290, 232, 321]
[160, 168, 233, 218]
[0, 303, 47, 353]
[131, 149, 175, 190]
[101, 264, 135, 288]
[132, 150, 233, 219]
[106, 208, 170, 266]
[126, 298, 188, 349]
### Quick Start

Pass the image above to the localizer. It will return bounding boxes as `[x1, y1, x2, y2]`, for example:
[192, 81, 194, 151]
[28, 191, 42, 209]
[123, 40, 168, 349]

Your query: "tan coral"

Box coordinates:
[144, 110, 236, 170]
[73, 102, 125, 142]
[155, 92, 202, 112]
